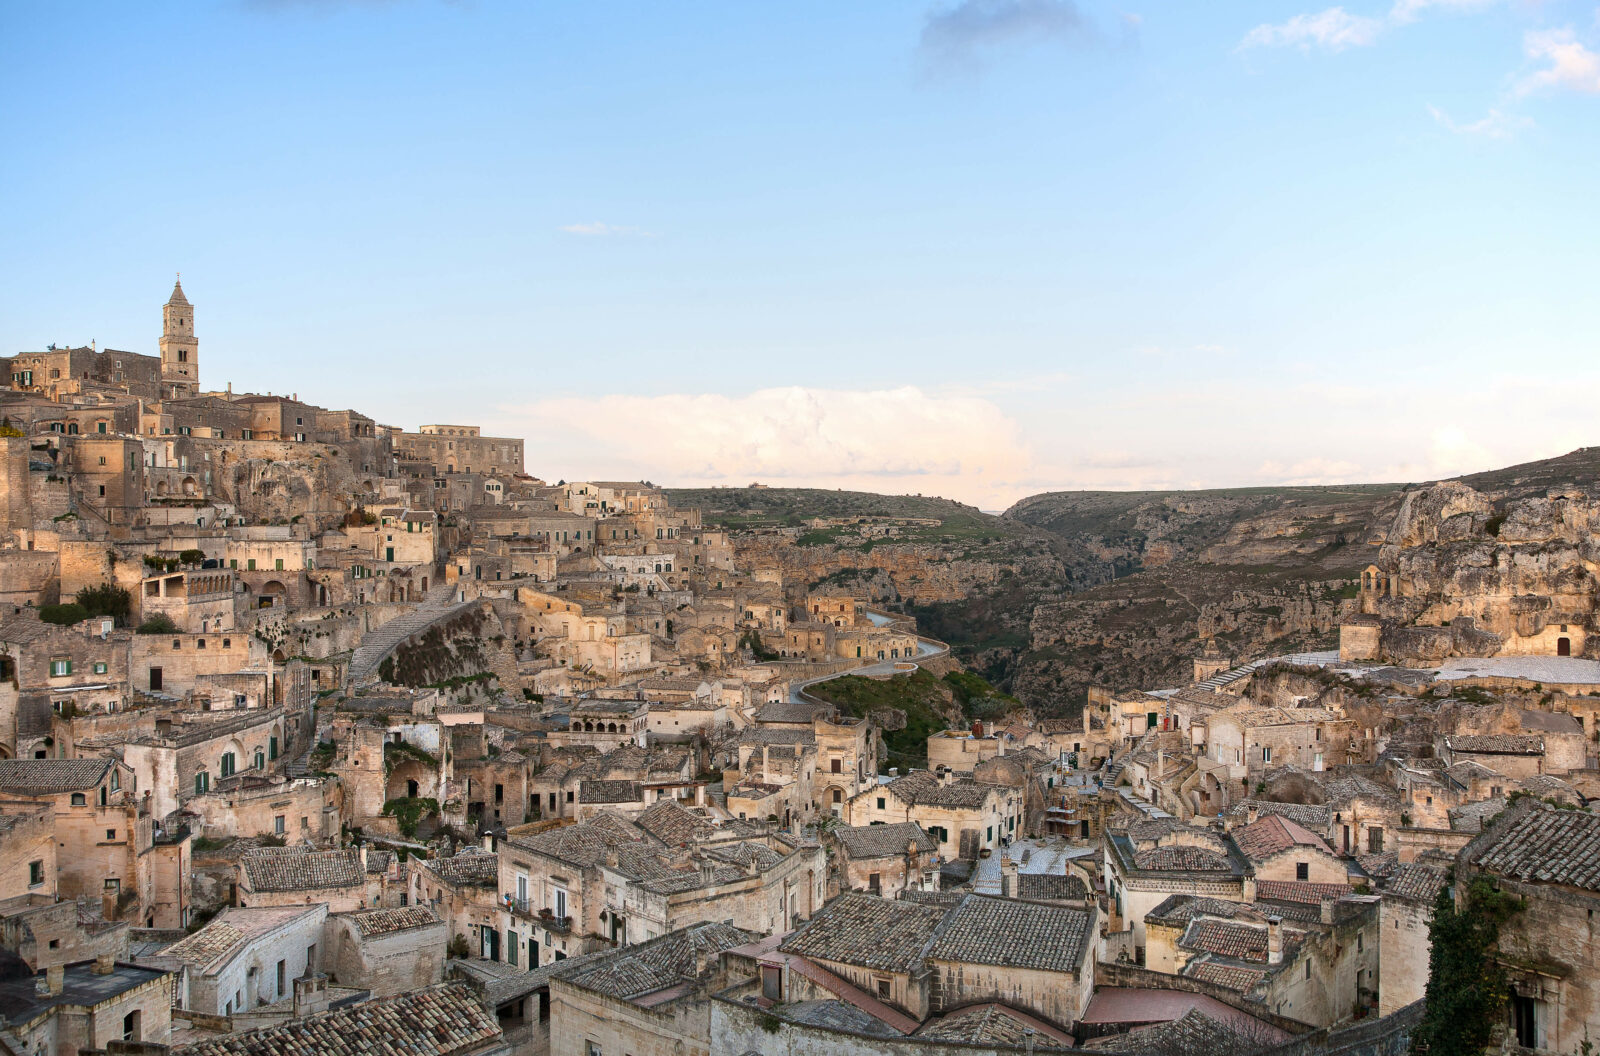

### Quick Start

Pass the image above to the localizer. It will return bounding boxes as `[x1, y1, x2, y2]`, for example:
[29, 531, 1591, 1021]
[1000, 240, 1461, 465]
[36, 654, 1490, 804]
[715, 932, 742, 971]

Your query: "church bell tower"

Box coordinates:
[160, 276, 198, 397]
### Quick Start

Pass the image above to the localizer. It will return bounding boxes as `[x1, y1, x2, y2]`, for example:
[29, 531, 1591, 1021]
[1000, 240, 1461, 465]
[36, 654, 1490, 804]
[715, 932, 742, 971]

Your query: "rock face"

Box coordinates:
[1361, 479, 1600, 663]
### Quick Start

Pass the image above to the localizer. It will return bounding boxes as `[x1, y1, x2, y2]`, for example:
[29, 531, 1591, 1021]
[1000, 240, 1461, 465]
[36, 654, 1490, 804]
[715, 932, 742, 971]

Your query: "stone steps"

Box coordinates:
[347, 579, 472, 684]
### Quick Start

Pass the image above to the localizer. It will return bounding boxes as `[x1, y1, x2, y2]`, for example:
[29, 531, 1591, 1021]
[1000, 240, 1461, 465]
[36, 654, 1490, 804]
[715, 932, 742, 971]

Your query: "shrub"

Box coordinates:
[136, 613, 179, 634]
[39, 603, 89, 626]
[179, 548, 206, 566]
[76, 583, 132, 624]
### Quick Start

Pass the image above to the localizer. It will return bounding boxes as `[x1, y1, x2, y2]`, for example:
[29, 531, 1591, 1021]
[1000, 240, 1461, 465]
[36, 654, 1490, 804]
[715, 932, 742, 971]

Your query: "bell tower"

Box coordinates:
[160, 276, 198, 397]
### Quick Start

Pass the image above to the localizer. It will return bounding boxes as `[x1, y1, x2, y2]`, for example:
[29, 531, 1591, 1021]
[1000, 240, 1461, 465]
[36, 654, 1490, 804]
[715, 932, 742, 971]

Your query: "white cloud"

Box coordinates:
[1426, 103, 1532, 137]
[1239, 0, 1493, 52]
[494, 385, 1034, 509]
[1238, 7, 1386, 51]
[558, 222, 655, 237]
[1518, 28, 1600, 95]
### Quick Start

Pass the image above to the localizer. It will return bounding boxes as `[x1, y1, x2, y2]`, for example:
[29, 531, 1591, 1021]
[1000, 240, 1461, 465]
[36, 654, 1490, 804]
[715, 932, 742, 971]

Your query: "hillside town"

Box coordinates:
[2, 284, 1598, 1056]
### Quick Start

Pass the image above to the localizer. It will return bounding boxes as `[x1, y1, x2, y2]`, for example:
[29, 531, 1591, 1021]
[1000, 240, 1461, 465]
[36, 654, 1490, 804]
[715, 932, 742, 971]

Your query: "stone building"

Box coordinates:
[1457, 798, 1600, 1052]
[829, 821, 940, 900]
[844, 767, 1022, 861]
[0, 954, 174, 1053]
[323, 904, 447, 997]
[395, 424, 524, 478]
[149, 904, 327, 1016]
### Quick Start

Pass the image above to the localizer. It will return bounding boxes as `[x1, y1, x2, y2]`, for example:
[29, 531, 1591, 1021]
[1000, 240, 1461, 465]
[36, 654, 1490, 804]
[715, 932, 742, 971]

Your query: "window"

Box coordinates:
[110, 770, 119, 792]
[220, 752, 236, 777]
[122, 1010, 141, 1042]
[1368, 827, 1384, 854]
[1263, 746, 1273, 764]
[94, 662, 107, 675]
[28, 861, 43, 887]
[876, 797, 886, 810]
[274, 815, 285, 835]
[255, 750, 266, 770]
[877, 979, 891, 998]
[831, 758, 842, 774]
[507, 931, 517, 966]
[49, 658, 71, 677]
[276, 960, 286, 999]
[195, 770, 210, 794]
[1296, 862, 1309, 881]
[106, 829, 116, 840]
[70, 793, 86, 806]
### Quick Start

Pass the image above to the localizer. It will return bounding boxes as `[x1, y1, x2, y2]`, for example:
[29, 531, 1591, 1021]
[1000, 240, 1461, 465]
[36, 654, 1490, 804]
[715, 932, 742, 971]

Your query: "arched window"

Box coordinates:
[71, 792, 86, 806]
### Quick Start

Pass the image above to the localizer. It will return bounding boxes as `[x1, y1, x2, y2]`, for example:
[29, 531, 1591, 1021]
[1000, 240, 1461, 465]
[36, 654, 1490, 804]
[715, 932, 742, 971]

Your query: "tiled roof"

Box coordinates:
[1133, 846, 1233, 872]
[1232, 815, 1334, 860]
[834, 822, 938, 860]
[1087, 1008, 1261, 1053]
[1466, 800, 1600, 891]
[887, 771, 999, 809]
[1180, 919, 1270, 962]
[240, 848, 363, 892]
[1385, 862, 1450, 903]
[1356, 851, 1399, 879]
[1146, 896, 1261, 926]
[1254, 880, 1350, 905]
[634, 800, 714, 845]
[1016, 873, 1089, 901]
[779, 893, 948, 973]
[578, 780, 642, 804]
[159, 907, 322, 973]
[1449, 734, 1543, 755]
[347, 905, 442, 937]
[926, 895, 1091, 974]
[916, 1004, 1076, 1047]
[1320, 773, 1403, 809]
[552, 922, 758, 1001]
[1225, 799, 1332, 832]
[171, 982, 501, 1056]
[421, 850, 499, 887]
[0, 757, 114, 795]
[1183, 960, 1268, 993]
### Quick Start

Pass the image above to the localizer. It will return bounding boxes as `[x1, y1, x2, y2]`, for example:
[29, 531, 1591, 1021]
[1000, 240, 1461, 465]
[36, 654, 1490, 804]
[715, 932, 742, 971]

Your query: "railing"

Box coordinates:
[502, 897, 571, 932]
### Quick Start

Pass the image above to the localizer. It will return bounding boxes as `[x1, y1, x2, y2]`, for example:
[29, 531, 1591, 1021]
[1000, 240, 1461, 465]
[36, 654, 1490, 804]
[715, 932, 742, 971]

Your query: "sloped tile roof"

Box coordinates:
[1180, 919, 1270, 962]
[421, 850, 499, 887]
[1232, 815, 1334, 860]
[1183, 960, 1268, 993]
[1254, 880, 1350, 905]
[834, 822, 938, 860]
[347, 905, 441, 937]
[1016, 872, 1089, 901]
[1448, 734, 1543, 755]
[171, 981, 501, 1056]
[926, 895, 1091, 974]
[1133, 845, 1233, 872]
[1466, 800, 1600, 891]
[1385, 862, 1450, 903]
[240, 848, 363, 892]
[779, 892, 948, 973]
[634, 799, 714, 845]
[578, 780, 642, 804]
[1225, 799, 1332, 832]
[552, 921, 758, 1001]
[0, 757, 114, 795]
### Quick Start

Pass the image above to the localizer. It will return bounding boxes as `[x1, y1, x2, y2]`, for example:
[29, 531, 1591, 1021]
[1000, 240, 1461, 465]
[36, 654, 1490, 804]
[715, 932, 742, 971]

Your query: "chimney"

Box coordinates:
[481, 833, 495, 853]
[1246, 803, 1259, 825]
[1000, 853, 1018, 899]
[1156, 748, 1165, 783]
[700, 860, 717, 885]
[92, 953, 115, 976]
[888, 767, 898, 777]
[293, 973, 330, 1019]
[1267, 917, 1283, 965]
[45, 964, 64, 996]
[1321, 896, 1336, 925]
[1243, 875, 1257, 903]
[357, 844, 368, 873]
[972, 720, 984, 738]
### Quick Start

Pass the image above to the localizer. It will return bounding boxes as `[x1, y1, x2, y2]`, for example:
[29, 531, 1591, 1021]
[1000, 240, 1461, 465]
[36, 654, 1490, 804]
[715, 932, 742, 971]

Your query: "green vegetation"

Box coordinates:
[940, 670, 1020, 722]
[1412, 875, 1524, 1056]
[179, 548, 206, 566]
[381, 796, 440, 838]
[39, 602, 89, 626]
[808, 668, 954, 772]
[383, 740, 439, 774]
[75, 583, 132, 624]
[739, 629, 779, 661]
[136, 613, 179, 634]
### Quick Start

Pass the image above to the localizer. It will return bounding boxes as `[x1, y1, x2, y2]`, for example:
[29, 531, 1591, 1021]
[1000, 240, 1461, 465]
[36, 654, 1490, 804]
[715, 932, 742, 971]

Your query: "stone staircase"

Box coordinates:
[347, 579, 471, 685]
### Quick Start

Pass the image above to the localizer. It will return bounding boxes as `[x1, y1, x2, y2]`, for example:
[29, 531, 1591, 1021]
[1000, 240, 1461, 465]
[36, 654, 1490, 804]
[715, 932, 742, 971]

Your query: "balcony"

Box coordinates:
[502, 896, 571, 933]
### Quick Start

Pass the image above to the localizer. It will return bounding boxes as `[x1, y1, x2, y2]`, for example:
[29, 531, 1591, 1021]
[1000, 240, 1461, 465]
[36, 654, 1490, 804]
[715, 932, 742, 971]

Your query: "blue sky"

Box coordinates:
[3, 1, 1597, 508]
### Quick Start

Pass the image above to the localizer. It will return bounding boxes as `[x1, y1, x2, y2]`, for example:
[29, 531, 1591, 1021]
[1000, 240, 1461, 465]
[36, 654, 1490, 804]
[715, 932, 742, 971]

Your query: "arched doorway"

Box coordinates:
[1558, 637, 1572, 656]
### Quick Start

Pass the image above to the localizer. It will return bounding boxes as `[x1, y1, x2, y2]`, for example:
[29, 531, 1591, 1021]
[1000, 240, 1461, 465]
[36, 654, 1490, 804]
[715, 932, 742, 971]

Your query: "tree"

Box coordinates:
[1411, 874, 1525, 1056]
[75, 583, 132, 625]
[136, 613, 180, 635]
[179, 548, 206, 567]
[40, 603, 89, 626]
